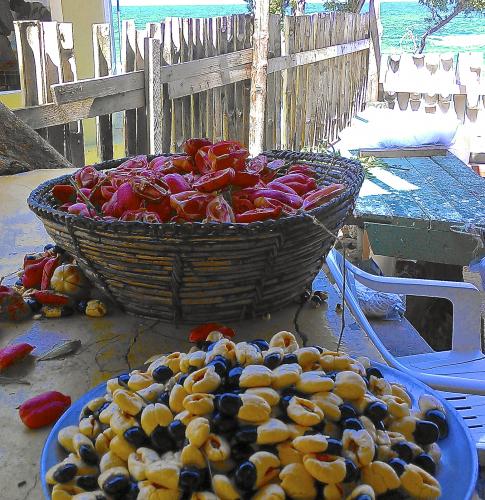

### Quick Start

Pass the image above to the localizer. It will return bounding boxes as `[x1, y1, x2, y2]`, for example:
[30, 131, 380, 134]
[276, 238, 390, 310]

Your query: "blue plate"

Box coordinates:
[41, 362, 478, 499]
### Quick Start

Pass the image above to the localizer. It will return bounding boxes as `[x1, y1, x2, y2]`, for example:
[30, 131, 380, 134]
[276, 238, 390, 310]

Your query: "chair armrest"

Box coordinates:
[326, 248, 482, 353]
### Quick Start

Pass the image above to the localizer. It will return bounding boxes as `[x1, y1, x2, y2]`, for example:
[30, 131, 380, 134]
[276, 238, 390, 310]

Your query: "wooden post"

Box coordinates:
[122, 20, 137, 156]
[93, 23, 113, 161]
[145, 37, 162, 154]
[58, 22, 85, 166]
[249, 0, 270, 156]
[368, 0, 382, 101]
[41, 22, 65, 155]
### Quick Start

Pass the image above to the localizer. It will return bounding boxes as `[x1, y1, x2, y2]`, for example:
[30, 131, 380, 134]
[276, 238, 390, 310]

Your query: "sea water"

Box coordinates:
[112, 2, 485, 57]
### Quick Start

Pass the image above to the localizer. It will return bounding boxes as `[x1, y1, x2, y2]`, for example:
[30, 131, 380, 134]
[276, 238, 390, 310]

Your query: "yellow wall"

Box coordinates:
[0, 91, 22, 109]
[49, 0, 111, 163]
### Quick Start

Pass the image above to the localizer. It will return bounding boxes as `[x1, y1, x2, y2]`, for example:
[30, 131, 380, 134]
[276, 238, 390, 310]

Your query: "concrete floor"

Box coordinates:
[0, 170, 384, 500]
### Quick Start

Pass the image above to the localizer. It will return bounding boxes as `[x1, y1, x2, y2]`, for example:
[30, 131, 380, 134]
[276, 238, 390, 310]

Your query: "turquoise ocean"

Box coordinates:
[112, 2, 485, 57]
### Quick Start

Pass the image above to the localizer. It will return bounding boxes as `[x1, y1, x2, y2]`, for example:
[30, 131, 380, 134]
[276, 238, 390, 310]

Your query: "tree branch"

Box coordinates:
[418, 5, 463, 53]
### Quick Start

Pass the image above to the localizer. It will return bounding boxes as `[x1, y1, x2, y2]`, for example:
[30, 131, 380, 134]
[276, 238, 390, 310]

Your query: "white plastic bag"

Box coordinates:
[355, 281, 406, 320]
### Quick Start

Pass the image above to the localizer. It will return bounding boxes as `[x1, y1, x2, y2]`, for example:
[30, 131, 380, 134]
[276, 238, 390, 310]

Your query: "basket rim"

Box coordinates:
[28, 150, 364, 235]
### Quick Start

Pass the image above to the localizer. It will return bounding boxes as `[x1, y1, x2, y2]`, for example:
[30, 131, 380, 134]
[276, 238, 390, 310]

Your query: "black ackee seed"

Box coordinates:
[365, 401, 388, 423]
[25, 297, 42, 313]
[326, 438, 343, 456]
[157, 391, 171, 406]
[93, 401, 110, 418]
[79, 444, 99, 465]
[234, 461, 257, 491]
[391, 441, 413, 463]
[235, 426, 258, 444]
[44, 243, 55, 251]
[126, 482, 140, 500]
[374, 420, 386, 431]
[279, 395, 293, 412]
[217, 393, 242, 416]
[281, 387, 305, 399]
[53, 463, 78, 483]
[259, 445, 278, 455]
[344, 459, 360, 483]
[282, 353, 298, 365]
[226, 367, 243, 388]
[342, 418, 364, 431]
[311, 345, 324, 353]
[60, 305, 74, 317]
[212, 412, 238, 434]
[388, 458, 407, 477]
[150, 426, 175, 453]
[249, 339, 270, 351]
[354, 496, 373, 500]
[124, 426, 148, 448]
[339, 403, 358, 421]
[206, 342, 216, 352]
[75, 300, 88, 314]
[263, 352, 281, 370]
[312, 420, 326, 433]
[81, 406, 93, 419]
[425, 409, 449, 439]
[102, 474, 130, 495]
[117, 373, 130, 385]
[365, 367, 383, 379]
[209, 359, 228, 377]
[231, 443, 254, 462]
[413, 420, 440, 446]
[76, 475, 98, 491]
[179, 466, 202, 492]
[178, 374, 188, 385]
[152, 365, 174, 384]
[375, 492, 406, 500]
[413, 453, 436, 476]
[168, 420, 186, 443]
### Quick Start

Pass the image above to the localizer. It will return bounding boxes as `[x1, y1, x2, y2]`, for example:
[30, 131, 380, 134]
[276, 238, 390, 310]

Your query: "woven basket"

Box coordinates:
[28, 150, 364, 323]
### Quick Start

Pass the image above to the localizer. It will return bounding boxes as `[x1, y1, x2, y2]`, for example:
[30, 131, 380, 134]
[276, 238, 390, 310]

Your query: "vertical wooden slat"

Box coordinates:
[264, 14, 279, 150]
[122, 20, 137, 156]
[192, 18, 202, 138]
[160, 20, 171, 152]
[281, 16, 296, 149]
[147, 22, 162, 41]
[302, 15, 317, 149]
[212, 17, 224, 142]
[203, 17, 216, 141]
[93, 23, 113, 161]
[41, 21, 65, 154]
[58, 22, 84, 166]
[14, 21, 47, 139]
[169, 18, 182, 152]
[234, 14, 246, 144]
[224, 16, 237, 141]
[242, 15, 253, 147]
[145, 37, 162, 154]
[180, 18, 193, 145]
[249, 0, 270, 156]
[135, 28, 148, 154]
[293, 15, 310, 150]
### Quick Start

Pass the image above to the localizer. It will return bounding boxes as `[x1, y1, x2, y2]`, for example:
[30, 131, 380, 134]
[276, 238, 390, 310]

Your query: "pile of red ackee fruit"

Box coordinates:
[51, 139, 345, 224]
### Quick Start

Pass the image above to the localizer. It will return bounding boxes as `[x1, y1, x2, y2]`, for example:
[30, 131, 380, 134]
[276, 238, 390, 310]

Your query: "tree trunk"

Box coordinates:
[0, 101, 73, 175]
[418, 7, 462, 53]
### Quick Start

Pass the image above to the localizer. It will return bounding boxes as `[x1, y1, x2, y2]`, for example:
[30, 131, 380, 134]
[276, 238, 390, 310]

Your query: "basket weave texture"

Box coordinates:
[28, 150, 364, 323]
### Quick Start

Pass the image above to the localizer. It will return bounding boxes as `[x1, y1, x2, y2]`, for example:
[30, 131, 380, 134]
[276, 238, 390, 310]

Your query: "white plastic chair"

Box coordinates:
[326, 248, 485, 458]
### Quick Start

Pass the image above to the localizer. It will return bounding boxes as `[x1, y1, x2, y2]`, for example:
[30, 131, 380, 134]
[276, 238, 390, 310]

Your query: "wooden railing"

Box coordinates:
[12, 14, 371, 166]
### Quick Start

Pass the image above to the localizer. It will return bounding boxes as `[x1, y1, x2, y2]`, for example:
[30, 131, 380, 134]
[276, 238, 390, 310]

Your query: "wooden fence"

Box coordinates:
[12, 13, 371, 166]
